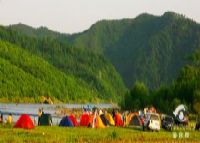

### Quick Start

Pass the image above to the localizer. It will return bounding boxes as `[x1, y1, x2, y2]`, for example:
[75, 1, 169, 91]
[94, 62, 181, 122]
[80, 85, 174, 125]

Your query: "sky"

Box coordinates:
[0, 0, 199, 34]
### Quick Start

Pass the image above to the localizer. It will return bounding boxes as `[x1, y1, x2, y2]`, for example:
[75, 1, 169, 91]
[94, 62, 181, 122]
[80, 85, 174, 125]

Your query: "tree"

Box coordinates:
[124, 81, 149, 110]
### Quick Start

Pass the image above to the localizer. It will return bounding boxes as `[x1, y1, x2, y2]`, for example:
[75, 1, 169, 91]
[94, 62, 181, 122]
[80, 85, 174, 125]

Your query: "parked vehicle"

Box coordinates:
[173, 104, 188, 126]
[195, 115, 200, 131]
[143, 113, 160, 131]
[162, 115, 174, 131]
[195, 122, 200, 131]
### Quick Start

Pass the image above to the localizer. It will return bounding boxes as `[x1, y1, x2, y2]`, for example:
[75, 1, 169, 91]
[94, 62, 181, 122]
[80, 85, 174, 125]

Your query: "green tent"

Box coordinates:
[38, 113, 52, 126]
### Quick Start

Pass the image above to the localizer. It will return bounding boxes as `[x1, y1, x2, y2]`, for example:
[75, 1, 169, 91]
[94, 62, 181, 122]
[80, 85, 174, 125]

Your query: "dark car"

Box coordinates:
[195, 116, 200, 131]
[196, 122, 200, 131]
[162, 115, 174, 131]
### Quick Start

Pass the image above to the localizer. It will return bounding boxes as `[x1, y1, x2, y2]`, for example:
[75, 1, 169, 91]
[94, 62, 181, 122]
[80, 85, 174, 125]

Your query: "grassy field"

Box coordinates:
[0, 125, 199, 143]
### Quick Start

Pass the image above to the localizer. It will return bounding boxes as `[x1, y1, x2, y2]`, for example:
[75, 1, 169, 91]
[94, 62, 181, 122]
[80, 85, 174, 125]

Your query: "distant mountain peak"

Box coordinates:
[9, 23, 34, 28]
[163, 11, 187, 20]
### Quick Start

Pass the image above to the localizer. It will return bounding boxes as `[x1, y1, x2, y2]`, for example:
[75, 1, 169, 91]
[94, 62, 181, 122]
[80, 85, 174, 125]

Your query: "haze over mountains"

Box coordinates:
[0, 11, 200, 103]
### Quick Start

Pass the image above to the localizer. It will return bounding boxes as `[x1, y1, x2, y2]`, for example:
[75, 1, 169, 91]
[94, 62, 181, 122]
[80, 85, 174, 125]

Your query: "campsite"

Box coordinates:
[0, 103, 200, 143]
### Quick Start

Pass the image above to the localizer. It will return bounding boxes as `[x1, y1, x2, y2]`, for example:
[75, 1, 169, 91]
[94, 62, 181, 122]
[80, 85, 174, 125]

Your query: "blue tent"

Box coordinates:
[59, 116, 73, 127]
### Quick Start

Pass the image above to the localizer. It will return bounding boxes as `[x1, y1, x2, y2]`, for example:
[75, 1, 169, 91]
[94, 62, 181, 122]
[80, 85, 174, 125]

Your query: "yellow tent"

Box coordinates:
[95, 115, 105, 128]
[89, 114, 105, 128]
[105, 113, 115, 126]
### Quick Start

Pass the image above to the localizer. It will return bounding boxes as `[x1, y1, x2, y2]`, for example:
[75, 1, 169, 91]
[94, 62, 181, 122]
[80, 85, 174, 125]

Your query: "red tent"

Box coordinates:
[80, 113, 89, 126]
[14, 114, 35, 129]
[115, 113, 123, 126]
[69, 114, 78, 126]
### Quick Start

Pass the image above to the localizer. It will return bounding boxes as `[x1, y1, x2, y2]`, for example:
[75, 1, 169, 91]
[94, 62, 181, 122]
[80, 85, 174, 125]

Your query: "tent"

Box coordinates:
[129, 115, 142, 126]
[122, 113, 129, 126]
[95, 115, 105, 128]
[69, 114, 78, 126]
[173, 104, 188, 125]
[38, 113, 52, 126]
[80, 113, 90, 126]
[100, 114, 109, 126]
[59, 116, 73, 127]
[105, 113, 115, 126]
[89, 114, 106, 128]
[87, 113, 106, 128]
[14, 114, 34, 129]
[115, 113, 123, 126]
[88, 114, 95, 127]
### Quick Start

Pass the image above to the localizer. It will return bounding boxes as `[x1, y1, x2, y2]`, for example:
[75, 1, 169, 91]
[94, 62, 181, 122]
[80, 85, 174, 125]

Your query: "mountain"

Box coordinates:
[72, 12, 200, 88]
[0, 25, 126, 103]
[0, 40, 101, 103]
[9, 23, 68, 38]
[2, 11, 200, 103]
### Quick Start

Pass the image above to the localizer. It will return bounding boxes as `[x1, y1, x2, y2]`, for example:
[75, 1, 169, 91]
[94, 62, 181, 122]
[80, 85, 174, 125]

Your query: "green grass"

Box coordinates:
[0, 126, 199, 143]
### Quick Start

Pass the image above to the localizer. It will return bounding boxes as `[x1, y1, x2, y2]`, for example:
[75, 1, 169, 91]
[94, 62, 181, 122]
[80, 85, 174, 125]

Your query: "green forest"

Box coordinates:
[0, 12, 200, 114]
[72, 12, 200, 89]
[0, 25, 126, 103]
[123, 50, 200, 114]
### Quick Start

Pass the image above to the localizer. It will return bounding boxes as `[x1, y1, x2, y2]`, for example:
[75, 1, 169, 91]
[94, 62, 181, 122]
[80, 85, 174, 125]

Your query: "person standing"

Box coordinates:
[0, 113, 3, 123]
[7, 113, 13, 124]
[38, 108, 43, 125]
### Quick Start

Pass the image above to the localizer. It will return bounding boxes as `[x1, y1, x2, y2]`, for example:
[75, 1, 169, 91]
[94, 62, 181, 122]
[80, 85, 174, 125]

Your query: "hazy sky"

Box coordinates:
[0, 0, 199, 33]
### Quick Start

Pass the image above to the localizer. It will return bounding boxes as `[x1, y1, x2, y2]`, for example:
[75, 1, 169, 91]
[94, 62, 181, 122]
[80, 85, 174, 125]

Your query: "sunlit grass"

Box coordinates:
[0, 125, 199, 143]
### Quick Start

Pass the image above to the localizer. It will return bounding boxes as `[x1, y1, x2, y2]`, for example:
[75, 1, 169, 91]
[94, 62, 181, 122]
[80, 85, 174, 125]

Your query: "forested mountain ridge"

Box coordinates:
[0, 41, 101, 102]
[1, 11, 200, 105]
[0, 25, 126, 103]
[9, 12, 200, 89]
[72, 12, 200, 88]
[9, 23, 69, 39]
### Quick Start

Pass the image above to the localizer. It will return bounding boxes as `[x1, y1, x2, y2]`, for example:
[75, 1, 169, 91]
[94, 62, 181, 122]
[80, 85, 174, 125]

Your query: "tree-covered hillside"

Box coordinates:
[2, 11, 200, 107]
[72, 12, 200, 88]
[0, 41, 102, 102]
[0, 25, 126, 103]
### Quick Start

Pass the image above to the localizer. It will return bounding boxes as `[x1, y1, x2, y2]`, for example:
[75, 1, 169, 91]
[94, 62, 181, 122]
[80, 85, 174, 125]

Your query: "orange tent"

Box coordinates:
[14, 114, 34, 129]
[88, 114, 94, 127]
[127, 112, 139, 123]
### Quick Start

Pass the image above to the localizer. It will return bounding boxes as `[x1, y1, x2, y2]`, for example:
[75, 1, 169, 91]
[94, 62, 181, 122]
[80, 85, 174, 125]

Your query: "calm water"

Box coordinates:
[0, 103, 115, 125]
